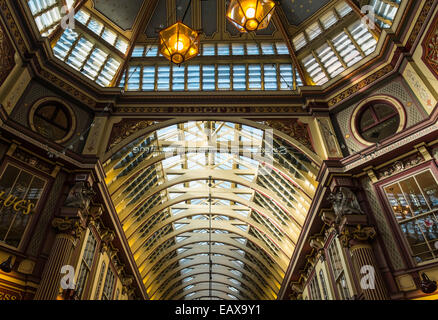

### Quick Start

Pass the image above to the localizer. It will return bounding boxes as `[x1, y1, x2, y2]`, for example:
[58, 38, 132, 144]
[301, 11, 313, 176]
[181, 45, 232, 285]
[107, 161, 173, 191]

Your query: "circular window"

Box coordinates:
[357, 102, 400, 143]
[29, 98, 76, 143]
[351, 96, 406, 146]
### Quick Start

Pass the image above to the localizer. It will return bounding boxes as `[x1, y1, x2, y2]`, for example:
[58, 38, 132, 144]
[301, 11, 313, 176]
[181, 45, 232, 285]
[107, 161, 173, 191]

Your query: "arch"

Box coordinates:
[150, 265, 268, 300]
[162, 275, 257, 300]
[144, 248, 279, 296]
[124, 193, 300, 244]
[171, 282, 244, 300]
[103, 117, 322, 165]
[116, 170, 303, 227]
[103, 119, 321, 300]
[134, 222, 290, 273]
[142, 242, 283, 290]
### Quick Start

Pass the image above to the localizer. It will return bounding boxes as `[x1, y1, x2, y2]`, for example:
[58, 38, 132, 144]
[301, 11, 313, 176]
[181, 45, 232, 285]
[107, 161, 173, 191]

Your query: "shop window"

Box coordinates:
[308, 275, 322, 300]
[0, 163, 46, 248]
[30, 100, 75, 143]
[102, 266, 116, 300]
[75, 231, 97, 299]
[383, 170, 438, 263]
[94, 261, 106, 300]
[319, 269, 330, 300]
[357, 102, 400, 143]
[327, 239, 351, 299]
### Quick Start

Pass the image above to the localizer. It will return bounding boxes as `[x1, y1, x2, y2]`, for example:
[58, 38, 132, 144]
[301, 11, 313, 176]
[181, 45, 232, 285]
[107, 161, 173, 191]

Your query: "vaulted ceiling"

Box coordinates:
[103, 120, 320, 300]
[21, 0, 406, 300]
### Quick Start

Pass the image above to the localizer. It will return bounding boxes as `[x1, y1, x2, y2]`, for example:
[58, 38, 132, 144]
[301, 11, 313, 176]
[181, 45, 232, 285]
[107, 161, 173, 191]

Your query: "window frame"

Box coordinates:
[0, 160, 49, 251]
[350, 95, 406, 147]
[377, 160, 438, 267]
[356, 101, 401, 143]
[74, 228, 99, 299]
[324, 235, 353, 300]
[28, 97, 76, 144]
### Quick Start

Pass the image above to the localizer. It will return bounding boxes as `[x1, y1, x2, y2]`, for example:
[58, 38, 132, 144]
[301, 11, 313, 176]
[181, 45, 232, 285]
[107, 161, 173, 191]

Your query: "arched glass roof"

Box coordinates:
[104, 121, 319, 300]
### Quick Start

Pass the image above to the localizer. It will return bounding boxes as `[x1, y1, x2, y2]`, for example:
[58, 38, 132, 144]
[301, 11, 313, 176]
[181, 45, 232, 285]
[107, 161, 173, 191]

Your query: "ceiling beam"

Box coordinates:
[272, 8, 310, 86]
[113, 0, 160, 86]
[345, 0, 382, 39]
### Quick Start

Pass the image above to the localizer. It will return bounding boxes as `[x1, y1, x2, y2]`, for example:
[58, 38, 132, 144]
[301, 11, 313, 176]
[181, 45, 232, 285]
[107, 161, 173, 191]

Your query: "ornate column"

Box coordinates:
[338, 216, 389, 300]
[327, 182, 389, 300]
[34, 176, 95, 300]
[34, 217, 84, 300]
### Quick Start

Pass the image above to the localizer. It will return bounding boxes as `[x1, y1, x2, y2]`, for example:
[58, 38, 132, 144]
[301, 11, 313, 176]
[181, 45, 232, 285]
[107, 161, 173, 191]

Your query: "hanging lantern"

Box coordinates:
[159, 22, 200, 64]
[226, 0, 276, 33]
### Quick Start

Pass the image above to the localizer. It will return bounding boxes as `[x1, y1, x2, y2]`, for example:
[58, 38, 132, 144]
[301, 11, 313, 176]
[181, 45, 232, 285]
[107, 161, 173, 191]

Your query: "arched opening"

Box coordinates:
[103, 120, 320, 300]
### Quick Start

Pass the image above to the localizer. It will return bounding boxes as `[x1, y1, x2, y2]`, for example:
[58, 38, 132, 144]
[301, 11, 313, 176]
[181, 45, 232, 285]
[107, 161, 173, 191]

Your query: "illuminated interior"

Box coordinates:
[104, 121, 319, 300]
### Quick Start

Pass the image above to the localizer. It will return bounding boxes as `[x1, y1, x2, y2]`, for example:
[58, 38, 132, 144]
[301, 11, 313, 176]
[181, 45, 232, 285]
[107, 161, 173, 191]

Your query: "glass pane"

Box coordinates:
[202, 43, 215, 56]
[157, 66, 170, 91]
[187, 65, 200, 91]
[202, 65, 215, 91]
[248, 64, 261, 90]
[233, 65, 246, 90]
[232, 43, 245, 55]
[172, 66, 185, 91]
[359, 108, 376, 131]
[384, 182, 411, 220]
[142, 66, 155, 91]
[217, 65, 230, 90]
[416, 171, 438, 209]
[361, 115, 400, 143]
[279, 64, 293, 90]
[373, 103, 396, 120]
[264, 64, 277, 90]
[217, 43, 230, 56]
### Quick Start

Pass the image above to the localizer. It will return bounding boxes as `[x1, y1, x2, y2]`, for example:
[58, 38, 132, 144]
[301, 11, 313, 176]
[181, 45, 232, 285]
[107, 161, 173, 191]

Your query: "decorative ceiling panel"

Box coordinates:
[279, 0, 332, 25]
[93, 0, 145, 30]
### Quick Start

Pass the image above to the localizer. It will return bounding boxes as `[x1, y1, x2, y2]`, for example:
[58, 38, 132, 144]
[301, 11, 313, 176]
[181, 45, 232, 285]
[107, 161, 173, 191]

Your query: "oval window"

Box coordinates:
[33, 102, 72, 142]
[357, 102, 400, 143]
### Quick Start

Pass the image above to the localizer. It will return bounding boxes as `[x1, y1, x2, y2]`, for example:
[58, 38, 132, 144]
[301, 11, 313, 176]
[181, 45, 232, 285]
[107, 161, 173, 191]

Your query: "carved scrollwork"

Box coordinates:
[108, 120, 157, 150]
[122, 275, 134, 287]
[52, 217, 84, 238]
[338, 224, 377, 248]
[0, 23, 15, 86]
[378, 155, 423, 179]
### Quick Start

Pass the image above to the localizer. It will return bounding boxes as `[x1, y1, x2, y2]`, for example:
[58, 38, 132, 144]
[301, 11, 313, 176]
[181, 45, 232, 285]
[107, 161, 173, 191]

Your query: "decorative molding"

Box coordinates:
[12, 147, 53, 174]
[64, 181, 95, 211]
[0, 21, 15, 86]
[344, 121, 438, 171]
[38, 69, 97, 107]
[422, 5, 438, 80]
[328, 64, 394, 107]
[263, 119, 315, 153]
[51, 217, 84, 238]
[408, 1, 435, 49]
[115, 106, 304, 114]
[0, 0, 27, 53]
[377, 154, 424, 179]
[107, 119, 158, 151]
[339, 224, 377, 248]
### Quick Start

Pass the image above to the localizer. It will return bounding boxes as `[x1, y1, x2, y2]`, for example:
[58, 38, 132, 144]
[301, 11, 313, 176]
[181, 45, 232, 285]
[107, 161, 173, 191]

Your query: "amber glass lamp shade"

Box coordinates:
[159, 22, 200, 64]
[226, 0, 276, 33]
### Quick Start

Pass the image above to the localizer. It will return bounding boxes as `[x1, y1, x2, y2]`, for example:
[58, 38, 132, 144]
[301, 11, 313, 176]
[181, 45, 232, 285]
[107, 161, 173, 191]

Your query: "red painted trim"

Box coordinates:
[421, 9, 438, 80]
